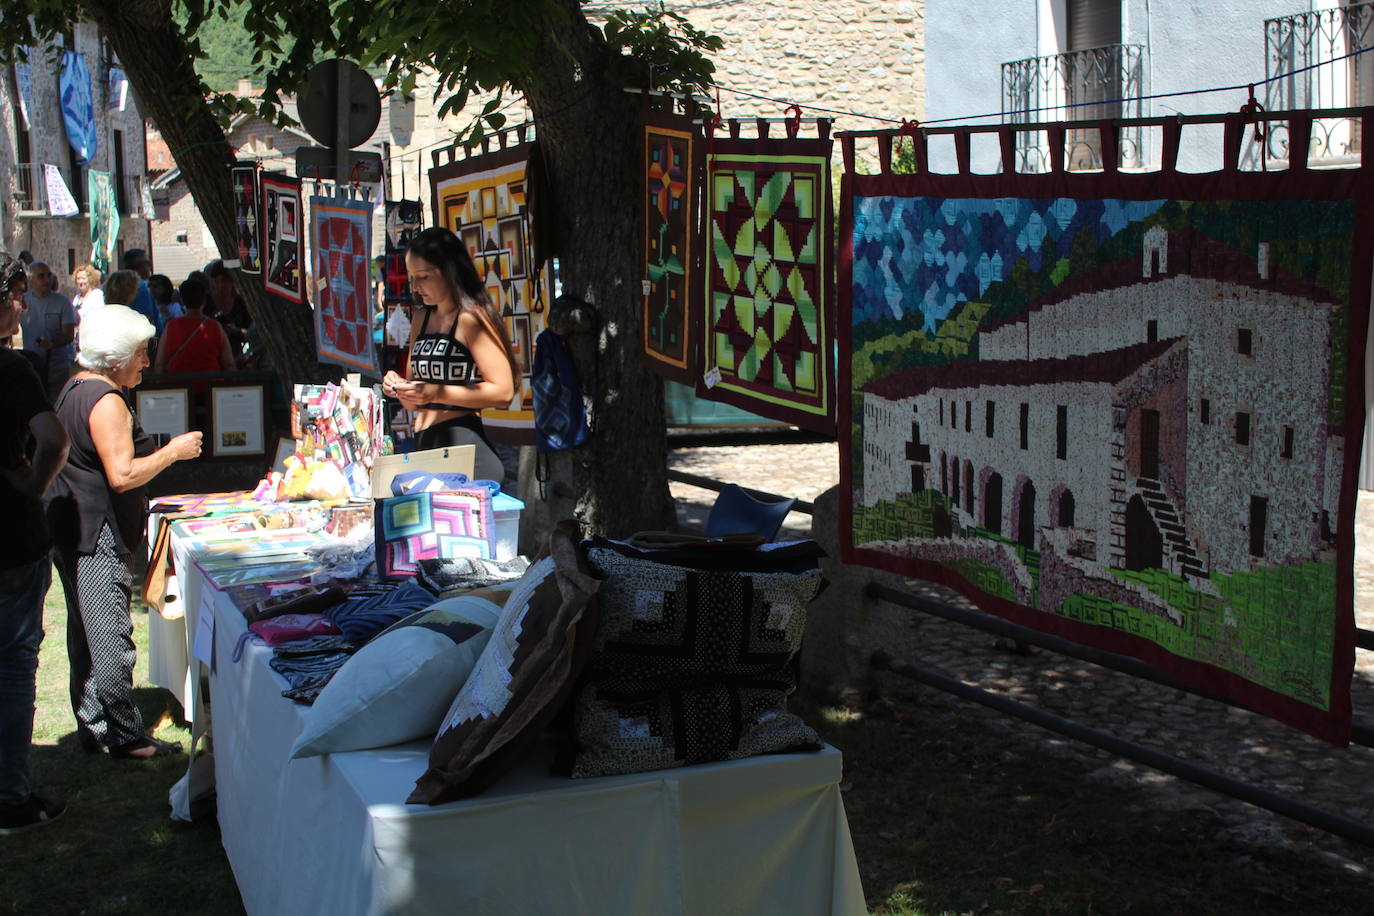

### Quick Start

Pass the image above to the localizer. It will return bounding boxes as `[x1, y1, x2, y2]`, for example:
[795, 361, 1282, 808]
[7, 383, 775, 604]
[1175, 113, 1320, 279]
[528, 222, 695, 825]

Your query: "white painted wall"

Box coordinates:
[924, 0, 1325, 173]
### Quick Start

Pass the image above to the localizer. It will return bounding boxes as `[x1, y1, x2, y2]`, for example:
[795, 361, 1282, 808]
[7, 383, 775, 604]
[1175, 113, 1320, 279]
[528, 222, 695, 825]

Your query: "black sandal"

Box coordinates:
[108, 736, 182, 760]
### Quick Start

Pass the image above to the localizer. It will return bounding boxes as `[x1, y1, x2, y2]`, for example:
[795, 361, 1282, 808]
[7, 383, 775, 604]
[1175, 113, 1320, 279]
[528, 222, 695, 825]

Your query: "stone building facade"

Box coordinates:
[0, 23, 151, 281]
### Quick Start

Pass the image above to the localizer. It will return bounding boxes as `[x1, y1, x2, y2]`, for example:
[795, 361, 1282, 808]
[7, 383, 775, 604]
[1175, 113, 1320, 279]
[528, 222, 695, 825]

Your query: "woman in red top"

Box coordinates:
[153, 276, 235, 374]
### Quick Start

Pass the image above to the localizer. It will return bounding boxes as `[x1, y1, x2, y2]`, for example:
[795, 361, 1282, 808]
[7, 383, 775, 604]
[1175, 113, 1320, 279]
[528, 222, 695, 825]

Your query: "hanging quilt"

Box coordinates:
[696, 122, 835, 434]
[260, 172, 302, 302]
[383, 199, 422, 303]
[231, 165, 262, 275]
[429, 136, 552, 444]
[641, 108, 703, 385]
[87, 170, 119, 273]
[44, 164, 78, 217]
[59, 50, 97, 164]
[311, 189, 378, 374]
[839, 116, 1371, 744]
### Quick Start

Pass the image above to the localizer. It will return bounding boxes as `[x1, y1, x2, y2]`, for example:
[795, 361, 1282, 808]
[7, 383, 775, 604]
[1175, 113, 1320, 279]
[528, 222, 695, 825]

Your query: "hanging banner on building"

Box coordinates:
[696, 120, 836, 434]
[429, 132, 552, 444]
[59, 50, 97, 164]
[231, 165, 262, 275]
[108, 67, 129, 111]
[311, 188, 378, 374]
[260, 172, 303, 303]
[87, 169, 119, 273]
[839, 116, 1371, 745]
[13, 60, 32, 129]
[640, 107, 703, 385]
[44, 164, 78, 217]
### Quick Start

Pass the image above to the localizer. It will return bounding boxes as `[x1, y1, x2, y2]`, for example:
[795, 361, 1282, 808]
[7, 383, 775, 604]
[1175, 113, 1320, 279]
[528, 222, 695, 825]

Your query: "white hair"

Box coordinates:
[76, 305, 156, 371]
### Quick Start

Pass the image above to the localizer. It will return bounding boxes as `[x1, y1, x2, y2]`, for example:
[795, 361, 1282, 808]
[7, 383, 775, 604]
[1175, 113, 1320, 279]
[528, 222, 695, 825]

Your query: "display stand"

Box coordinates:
[169, 528, 865, 915]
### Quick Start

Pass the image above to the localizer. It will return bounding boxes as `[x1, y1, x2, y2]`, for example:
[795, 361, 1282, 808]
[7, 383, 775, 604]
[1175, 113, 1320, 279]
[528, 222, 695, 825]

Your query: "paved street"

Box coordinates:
[669, 439, 1374, 874]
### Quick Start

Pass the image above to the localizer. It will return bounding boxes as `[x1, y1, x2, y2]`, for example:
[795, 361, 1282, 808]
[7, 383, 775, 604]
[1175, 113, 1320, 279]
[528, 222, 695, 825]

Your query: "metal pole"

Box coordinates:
[872, 650, 1374, 849]
[335, 63, 351, 191]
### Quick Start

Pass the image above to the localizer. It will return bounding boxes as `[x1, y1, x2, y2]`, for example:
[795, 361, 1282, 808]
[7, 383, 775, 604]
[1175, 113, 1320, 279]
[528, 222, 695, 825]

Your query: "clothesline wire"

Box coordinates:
[704, 43, 1374, 128]
[178, 43, 1374, 175]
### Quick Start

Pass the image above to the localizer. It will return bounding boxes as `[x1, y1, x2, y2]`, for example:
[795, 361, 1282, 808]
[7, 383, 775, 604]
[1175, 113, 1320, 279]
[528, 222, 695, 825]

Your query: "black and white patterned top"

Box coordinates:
[410, 306, 483, 410]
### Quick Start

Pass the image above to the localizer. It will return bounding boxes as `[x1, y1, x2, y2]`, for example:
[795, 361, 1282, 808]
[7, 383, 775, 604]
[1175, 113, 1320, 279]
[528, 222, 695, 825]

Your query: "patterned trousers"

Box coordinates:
[54, 523, 145, 750]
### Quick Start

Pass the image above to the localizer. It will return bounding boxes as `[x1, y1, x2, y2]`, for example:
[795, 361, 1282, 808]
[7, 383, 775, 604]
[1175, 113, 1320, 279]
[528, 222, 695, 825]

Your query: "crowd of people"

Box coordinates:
[0, 226, 517, 836]
[0, 249, 257, 402]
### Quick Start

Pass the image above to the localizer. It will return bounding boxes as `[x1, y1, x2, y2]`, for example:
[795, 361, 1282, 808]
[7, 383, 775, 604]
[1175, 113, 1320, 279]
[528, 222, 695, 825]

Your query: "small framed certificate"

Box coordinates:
[135, 387, 189, 443]
[209, 384, 266, 456]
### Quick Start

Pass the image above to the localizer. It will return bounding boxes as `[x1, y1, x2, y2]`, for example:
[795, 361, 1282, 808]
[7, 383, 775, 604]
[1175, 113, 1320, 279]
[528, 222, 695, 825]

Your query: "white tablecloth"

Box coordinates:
[189, 556, 866, 915]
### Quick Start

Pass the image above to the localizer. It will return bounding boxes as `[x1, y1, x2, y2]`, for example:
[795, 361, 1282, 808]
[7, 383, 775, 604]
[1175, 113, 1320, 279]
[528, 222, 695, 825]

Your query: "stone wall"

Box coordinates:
[0, 23, 151, 279]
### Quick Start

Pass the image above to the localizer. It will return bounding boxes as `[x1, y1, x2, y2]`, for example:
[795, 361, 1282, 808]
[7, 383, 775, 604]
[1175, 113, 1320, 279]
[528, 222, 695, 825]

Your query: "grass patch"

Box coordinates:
[1, 568, 242, 916]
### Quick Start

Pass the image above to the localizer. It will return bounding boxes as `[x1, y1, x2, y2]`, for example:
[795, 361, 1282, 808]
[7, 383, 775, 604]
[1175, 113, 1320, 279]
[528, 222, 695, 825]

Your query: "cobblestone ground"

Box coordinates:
[669, 439, 1374, 875]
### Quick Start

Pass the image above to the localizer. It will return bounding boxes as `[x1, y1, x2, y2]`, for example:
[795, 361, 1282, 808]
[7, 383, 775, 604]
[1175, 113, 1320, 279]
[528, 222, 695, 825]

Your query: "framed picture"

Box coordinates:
[135, 387, 189, 443]
[209, 384, 267, 456]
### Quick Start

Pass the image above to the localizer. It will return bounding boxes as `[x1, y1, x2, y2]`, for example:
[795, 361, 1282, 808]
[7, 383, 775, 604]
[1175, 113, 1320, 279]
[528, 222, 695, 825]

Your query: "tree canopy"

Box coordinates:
[0, 0, 726, 538]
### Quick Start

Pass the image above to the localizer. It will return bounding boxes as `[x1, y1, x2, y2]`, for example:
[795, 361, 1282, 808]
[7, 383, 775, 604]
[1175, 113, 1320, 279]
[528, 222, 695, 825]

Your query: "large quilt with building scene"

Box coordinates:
[839, 150, 1370, 743]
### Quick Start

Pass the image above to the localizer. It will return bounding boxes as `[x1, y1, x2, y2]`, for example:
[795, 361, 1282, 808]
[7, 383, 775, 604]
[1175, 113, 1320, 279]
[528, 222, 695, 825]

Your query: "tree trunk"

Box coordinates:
[87, 0, 332, 391]
[519, 4, 677, 538]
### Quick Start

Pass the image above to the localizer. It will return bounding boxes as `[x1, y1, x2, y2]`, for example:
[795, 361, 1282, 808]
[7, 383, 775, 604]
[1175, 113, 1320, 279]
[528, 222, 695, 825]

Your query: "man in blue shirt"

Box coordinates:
[122, 248, 163, 336]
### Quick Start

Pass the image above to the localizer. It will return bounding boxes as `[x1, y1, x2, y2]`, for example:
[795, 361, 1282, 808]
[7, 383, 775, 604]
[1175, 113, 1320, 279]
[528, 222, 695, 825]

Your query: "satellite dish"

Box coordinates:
[298, 59, 381, 150]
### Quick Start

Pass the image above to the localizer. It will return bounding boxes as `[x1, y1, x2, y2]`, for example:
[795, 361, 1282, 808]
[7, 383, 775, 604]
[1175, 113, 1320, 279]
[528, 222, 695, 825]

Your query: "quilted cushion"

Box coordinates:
[409, 521, 599, 804]
[290, 588, 509, 758]
[571, 538, 825, 778]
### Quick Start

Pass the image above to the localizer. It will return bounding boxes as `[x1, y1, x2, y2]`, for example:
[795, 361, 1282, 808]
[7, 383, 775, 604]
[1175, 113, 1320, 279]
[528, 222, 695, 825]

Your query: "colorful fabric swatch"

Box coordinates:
[384, 200, 423, 303]
[641, 109, 701, 385]
[698, 128, 835, 433]
[87, 170, 118, 273]
[59, 51, 96, 164]
[376, 488, 495, 578]
[232, 165, 262, 275]
[838, 124, 1371, 744]
[261, 172, 303, 302]
[430, 141, 552, 444]
[311, 191, 378, 373]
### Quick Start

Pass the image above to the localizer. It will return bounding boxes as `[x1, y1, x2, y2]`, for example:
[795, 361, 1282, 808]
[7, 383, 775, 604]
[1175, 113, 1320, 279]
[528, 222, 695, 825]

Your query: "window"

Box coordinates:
[1146, 319, 1158, 343]
[1019, 402, 1029, 450]
[1200, 398, 1210, 425]
[1238, 327, 1253, 355]
[66, 249, 75, 274]
[67, 144, 86, 211]
[1235, 411, 1252, 446]
[951, 400, 958, 429]
[1281, 425, 1294, 459]
[113, 129, 127, 214]
[939, 398, 944, 426]
[965, 400, 972, 433]
[1249, 495, 1268, 558]
[985, 400, 996, 438]
[1056, 405, 1068, 459]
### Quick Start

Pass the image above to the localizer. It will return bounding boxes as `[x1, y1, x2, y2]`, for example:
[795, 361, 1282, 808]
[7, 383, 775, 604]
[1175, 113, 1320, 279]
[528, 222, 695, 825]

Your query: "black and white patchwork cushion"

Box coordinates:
[572, 537, 825, 778]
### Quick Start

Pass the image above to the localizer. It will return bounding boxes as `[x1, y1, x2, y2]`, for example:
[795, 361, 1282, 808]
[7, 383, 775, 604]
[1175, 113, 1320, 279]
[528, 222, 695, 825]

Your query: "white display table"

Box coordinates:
[182, 548, 865, 915]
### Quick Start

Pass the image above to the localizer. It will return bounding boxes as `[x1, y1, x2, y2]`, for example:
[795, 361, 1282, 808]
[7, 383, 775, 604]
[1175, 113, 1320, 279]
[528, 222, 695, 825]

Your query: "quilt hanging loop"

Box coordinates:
[877, 132, 893, 175]
[1239, 84, 1268, 171]
[755, 117, 769, 140]
[840, 134, 856, 176]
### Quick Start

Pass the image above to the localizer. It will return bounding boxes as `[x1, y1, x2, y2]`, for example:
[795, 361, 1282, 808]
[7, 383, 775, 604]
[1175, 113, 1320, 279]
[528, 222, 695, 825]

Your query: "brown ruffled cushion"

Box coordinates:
[409, 520, 599, 804]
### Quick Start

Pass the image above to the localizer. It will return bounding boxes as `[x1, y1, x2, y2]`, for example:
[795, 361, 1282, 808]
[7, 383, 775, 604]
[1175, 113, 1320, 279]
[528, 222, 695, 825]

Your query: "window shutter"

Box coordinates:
[1068, 0, 1122, 51]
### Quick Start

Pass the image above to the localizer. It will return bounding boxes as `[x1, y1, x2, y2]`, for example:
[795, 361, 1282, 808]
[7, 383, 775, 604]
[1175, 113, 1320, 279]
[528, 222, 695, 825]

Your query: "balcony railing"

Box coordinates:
[13, 162, 44, 213]
[1002, 44, 1146, 172]
[1251, 1, 1374, 167]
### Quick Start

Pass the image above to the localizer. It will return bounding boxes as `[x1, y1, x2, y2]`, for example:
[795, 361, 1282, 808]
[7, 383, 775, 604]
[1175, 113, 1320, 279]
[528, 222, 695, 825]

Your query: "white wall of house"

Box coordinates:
[1, 23, 150, 282]
[924, 0, 1320, 174]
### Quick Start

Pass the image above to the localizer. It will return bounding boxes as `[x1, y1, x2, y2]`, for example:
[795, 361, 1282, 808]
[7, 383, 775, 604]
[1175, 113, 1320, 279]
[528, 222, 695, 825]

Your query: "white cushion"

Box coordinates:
[290, 592, 506, 757]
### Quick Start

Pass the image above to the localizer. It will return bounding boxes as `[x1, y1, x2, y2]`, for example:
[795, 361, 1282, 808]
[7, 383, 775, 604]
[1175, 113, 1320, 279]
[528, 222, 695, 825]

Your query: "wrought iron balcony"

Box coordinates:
[1252, 1, 1373, 167]
[12, 163, 45, 214]
[1002, 44, 1146, 172]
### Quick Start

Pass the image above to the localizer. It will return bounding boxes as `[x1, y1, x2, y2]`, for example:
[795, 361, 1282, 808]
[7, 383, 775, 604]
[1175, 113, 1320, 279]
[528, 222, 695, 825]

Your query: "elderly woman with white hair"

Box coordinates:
[47, 306, 202, 759]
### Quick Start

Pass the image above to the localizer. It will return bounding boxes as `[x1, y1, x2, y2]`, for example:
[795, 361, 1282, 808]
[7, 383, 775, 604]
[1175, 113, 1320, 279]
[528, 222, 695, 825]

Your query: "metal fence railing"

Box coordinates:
[1002, 44, 1147, 172]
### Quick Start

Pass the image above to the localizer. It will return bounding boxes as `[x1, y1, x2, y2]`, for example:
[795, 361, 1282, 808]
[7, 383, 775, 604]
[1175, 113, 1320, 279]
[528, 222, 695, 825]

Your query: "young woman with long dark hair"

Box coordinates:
[381, 227, 517, 483]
